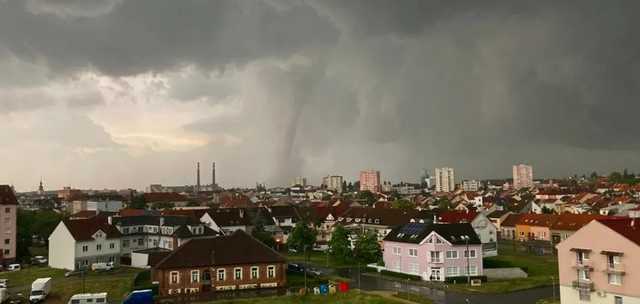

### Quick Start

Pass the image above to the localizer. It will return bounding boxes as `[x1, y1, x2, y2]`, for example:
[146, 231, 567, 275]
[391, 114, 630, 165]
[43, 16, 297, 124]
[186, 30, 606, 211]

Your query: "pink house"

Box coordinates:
[383, 223, 483, 281]
[557, 218, 640, 303]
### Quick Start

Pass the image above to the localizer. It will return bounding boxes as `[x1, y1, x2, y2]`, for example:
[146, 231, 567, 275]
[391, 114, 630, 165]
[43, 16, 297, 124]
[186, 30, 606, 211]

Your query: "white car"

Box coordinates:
[7, 264, 20, 271]
[0, 279, 8, 288]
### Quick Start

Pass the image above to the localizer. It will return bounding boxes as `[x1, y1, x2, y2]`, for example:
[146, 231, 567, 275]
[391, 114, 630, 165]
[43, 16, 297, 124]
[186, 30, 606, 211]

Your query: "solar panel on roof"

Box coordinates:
[400, 223, 426, 235]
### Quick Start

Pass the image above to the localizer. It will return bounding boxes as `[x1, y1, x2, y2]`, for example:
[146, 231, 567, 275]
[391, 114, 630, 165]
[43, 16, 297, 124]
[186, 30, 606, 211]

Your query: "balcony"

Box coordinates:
[605, 263, 625, 274]
[572, 259, 593, 270]
[572, 280, 595, 291]
[429, 259, 443, 264]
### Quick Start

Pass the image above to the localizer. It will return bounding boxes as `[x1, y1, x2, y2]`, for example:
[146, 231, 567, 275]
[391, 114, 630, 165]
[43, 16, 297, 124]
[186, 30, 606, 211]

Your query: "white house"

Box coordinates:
[48, 217, 122, 270]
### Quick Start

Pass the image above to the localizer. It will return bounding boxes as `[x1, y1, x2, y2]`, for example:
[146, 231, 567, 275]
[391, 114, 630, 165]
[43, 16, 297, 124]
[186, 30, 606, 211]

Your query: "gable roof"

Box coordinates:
[63, 217, 121, 241]
[501, 214, 523, 227]
[384, 223, 481, 245]
[597, 218, 640, 246]
[337, 207, 428, 227]
[154, 230, 285, 269]
[437, 211, 478, 224]
[207, 208, 253, 227]
[143, 192, 189, 203]
[0, 185, 18, 205]
[516, 213, 557, 228]
[551, 214, 611, 231]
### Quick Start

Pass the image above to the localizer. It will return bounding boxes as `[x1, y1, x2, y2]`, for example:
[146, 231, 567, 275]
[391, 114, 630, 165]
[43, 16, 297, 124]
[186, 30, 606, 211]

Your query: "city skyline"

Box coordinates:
[2, 1, 640, 191]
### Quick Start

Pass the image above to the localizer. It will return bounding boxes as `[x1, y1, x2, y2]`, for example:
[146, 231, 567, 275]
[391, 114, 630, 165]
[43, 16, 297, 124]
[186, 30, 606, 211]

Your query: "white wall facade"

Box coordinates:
[48, 222, 76, 270]
[560, 286, 640, 304]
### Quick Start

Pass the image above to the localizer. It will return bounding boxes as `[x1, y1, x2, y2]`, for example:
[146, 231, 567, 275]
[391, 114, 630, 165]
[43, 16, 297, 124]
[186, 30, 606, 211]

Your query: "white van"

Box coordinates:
[7, 264, 20, 271]
[91, 262, 114, 271]
[67, 293, 108, 304]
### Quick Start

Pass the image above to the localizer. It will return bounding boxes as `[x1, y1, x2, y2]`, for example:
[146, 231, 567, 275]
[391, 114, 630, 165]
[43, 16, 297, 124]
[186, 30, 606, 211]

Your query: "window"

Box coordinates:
[4, 239, 9, 244]
[430, 251, 441, 263]
[191, 270, 199, 283]
[123, 240, 129, 248]
[469, 265, 478, 275]
[3, 249, 9, 255]
[435, 238, 443, 244]
[123, 228, 129, 234]
[109, 243, 115, 249]
[408, 263, 419, 274]
[234, 268, 242, 280]
[464, 250, 476, 258]
[576, 251, 589, 263]
[217, 269, 225, 281]
[4, 208, 9, 213]
[446, 250, 458, 259]
[170, 271, 179, 284]
[578, 269, 590, 281]
[446, 267, 458, 277]
[615, 296, 623, 304]
[96, 244, 102, 251]
[251, 266, 259, 279]
[608, 273, 622, 285]
[392, 247, 401, 255]
[408, 248, 418, 257]
[82, 245, 88, 252]
[608, 255, 621, 268]
[267, 266, 276, 278]
[137, 239, 143, 246]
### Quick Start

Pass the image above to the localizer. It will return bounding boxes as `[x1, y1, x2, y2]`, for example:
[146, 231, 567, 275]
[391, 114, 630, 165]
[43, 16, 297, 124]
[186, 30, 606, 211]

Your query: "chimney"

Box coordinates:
[196, 162, 201, 193]
[212, 162, 216, 187]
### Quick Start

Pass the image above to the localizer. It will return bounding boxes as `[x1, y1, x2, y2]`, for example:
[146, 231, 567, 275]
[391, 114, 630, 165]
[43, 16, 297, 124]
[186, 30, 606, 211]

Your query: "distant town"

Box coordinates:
[0, 163, 639, 303]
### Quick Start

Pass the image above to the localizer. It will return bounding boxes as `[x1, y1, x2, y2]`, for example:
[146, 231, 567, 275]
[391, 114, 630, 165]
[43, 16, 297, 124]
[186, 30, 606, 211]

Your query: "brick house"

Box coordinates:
[152, 230, 286, 296]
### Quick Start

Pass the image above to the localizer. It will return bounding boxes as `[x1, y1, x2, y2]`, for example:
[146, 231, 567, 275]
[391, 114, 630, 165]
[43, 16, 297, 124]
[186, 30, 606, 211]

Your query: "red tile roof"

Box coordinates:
[143, 192, 188, 203]
[501, 214, 523, 227]
[63, 217, 121, 241]
[598, 218, 640, 246]
[437, 211, 478, 224]
[516, 213, 557, 228]
[551, 214, 612, 231]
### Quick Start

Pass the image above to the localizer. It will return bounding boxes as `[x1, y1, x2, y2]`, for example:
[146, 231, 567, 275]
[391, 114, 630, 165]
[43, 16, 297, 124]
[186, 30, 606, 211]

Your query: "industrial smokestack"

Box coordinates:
[212, 162, 216, 186]
[196, 162, 201, 193]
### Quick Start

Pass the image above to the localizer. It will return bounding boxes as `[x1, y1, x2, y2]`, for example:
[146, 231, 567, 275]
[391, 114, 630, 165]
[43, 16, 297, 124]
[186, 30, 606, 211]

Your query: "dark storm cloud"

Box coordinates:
[2, 0, 640, 188]
[0, 0, 338, 76]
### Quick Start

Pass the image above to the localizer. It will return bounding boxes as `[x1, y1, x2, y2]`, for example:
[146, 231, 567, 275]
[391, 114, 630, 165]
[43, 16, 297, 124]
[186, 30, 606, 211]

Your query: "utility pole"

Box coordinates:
[303, 245, 307, 294]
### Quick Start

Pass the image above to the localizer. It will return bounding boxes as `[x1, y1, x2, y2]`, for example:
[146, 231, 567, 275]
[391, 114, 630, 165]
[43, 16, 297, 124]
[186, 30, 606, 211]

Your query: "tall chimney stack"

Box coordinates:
[196, 162, 201, 193]
[212, 162, 216, 187]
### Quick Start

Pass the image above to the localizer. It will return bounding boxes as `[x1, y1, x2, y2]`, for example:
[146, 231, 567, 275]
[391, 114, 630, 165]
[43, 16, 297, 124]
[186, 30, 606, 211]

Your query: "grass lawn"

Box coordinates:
[285, 251, 355, 269]
[0, 266, 142, 304]
[536, 298, 560, 304]
[393, 292, 434, 304]
[203, 291, 411, 304]
[445, 242, 558, 294]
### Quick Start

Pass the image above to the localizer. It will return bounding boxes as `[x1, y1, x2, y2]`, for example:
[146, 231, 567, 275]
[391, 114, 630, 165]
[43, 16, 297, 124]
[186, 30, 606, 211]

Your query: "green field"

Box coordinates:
[204, 291, 413, 304]
[447, 242, 558, 293]
[286, 251, 355, 269]
[0, 266, 142, 304]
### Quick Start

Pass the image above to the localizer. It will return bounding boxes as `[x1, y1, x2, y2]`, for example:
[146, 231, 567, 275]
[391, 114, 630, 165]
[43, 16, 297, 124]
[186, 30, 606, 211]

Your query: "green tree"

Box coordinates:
[328, 225, 351, 262]
[353, 231, 381, 264]
[436, 198, 451, 210]
[287, 221, 317, 253]
[392, 199, 414, 210]
[590, 171, 599, 180]
[129, 195, 146, 209]
[358, 190, 377, 206]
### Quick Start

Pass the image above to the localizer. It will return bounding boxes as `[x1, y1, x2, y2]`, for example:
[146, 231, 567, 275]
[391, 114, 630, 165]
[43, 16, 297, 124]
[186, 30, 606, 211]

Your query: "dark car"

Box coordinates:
[287, 263, 304, 273]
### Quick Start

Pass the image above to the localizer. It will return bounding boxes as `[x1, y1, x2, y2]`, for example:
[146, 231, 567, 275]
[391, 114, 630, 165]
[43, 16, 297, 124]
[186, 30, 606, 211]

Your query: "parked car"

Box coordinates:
[0, 279, 8, 288]
[64, 270, 84, 278]
[305, 267, 322, 277]
[90, 262, 114, 272]
[123, 290, 153, 304]
[7, 265, 20, 272]
[287, 263, 304, 273]
[67, 293, 107, 304]
[30, 257, 47, 266]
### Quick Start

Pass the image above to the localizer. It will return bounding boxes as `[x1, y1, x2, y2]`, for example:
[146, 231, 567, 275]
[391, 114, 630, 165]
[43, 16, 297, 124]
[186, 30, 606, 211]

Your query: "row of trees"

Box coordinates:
[284, 221, 381, 265]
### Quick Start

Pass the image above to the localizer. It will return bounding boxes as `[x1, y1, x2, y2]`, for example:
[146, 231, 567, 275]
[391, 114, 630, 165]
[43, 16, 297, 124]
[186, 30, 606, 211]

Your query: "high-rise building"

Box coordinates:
[513, 164, 533, 189]
[462, 179, 481, 192]
[0, 185, 17, 263]
[212, 162, 217, 187]
[435, 167, 455, 192]
[322, 175, 344, 193]
[291, 177, 307, 187]
[359, 170, 381, 192]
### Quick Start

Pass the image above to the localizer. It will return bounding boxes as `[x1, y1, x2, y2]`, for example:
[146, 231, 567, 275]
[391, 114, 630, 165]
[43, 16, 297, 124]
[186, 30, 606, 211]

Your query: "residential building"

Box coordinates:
[462, 180, 481, 192]
[336, 207, 435, 243]
[112, 215, 217, 255]
[152, 230, 286, 296]
[48, 216, 121, 270]
[499, 214, 523, 241]
[382, 223, 483, 281]
[322, 175, 344, 193]
[291, 177, 307, 187]
[0, 185, 17, 264]
[72, 200, 123, 214]
[435, 167, 455, 192]
[557, 218, 640, 303]
[359, 170, 381, 193]
[436, 211, 498, 257]
[513, 164, 533, 189]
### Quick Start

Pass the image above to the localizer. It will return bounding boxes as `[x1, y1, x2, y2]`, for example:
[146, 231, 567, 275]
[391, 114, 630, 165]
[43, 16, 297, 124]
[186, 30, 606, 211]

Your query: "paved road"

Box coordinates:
[341, 268, 558, 304]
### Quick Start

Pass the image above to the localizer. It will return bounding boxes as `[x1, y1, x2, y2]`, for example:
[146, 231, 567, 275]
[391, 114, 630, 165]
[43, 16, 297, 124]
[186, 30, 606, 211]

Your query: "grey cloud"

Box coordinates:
[26, 0, 123, 18]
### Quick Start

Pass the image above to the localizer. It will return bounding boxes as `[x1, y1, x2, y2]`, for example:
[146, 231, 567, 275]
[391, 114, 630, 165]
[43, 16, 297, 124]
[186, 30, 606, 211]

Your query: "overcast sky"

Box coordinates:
[1, 0, 640, 191]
